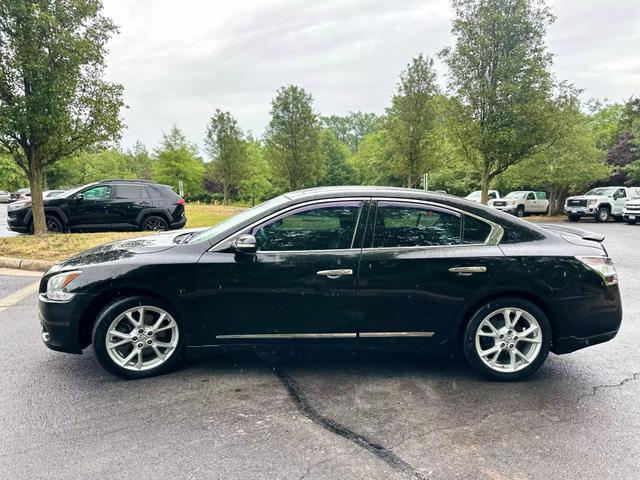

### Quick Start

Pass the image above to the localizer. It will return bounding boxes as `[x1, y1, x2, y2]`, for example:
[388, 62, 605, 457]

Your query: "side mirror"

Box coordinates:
[75, 193, 84, 201]
[232, 234, 257, 253]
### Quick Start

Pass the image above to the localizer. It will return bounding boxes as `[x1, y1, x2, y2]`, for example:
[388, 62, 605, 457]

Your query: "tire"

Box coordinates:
[612, 215, 622, 222]
[595, 207, 610, 223]
[92, 296, 186, 379]
[141, 215, 169, 231]
[515, 206, 525, 218]
[626, 219, 637, 225]
[462, 297, 551, 381]
[45, 215, 64, 233]
[567, 215, 579, 222]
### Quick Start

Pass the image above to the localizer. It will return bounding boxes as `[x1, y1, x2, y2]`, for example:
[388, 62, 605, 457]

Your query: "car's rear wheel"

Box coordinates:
[463, 298, 551, 381]
[595, 207, 610, 222]
[92, 296, 185, 379]
[141, 215, 169, 231]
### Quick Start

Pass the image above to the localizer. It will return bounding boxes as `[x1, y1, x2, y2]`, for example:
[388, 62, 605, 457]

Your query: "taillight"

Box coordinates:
[177, 198, 185, 205]
[577, 256, 618, 286]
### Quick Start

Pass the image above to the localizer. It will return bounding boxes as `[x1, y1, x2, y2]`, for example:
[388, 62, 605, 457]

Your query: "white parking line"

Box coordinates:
[0, 281, 40, 313]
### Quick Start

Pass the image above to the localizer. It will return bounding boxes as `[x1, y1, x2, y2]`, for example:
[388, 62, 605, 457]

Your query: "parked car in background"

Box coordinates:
[489, 191, 549, 217]
[565, 186, 640, 222]
[10, 188, 31, 202]
[622, 194, 640, 224]
[0, 190, 11, 203]
[44, 190, 66, 199]
[465, 190, 500, 203]
[39, 186, 622, 381]
[7, 180, 186, 233]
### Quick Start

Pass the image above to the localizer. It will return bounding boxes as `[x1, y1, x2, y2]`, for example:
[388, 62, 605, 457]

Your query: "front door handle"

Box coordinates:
[317, 269, 353, 279]
[449, 266, 487, 276]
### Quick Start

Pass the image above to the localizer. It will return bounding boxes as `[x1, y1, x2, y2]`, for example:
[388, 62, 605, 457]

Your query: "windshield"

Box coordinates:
[465, 191, 481, 199]
[584, 187, 617, 196]
[505, 191, 527, 199]
[59, 184, 95, 198]
[189, 195, 288, 244]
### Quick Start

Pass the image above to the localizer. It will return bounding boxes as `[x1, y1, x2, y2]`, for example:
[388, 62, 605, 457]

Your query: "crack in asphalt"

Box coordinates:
[271, 366, 427, 480]
[576, 372, 640, 403]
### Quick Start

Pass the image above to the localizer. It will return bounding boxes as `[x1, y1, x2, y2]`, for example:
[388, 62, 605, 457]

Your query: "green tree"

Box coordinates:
[319, 130, 356, 186]
[46, 147, 136, 187]
[386, 54, 440, 188]
[322, 112, 382, 153]
[204, 109, 248, 205]
[239, 140, 274, 205]
[441, 0, 556, 204]
[264, 85, 323, 191]
[501, 97, 609, 214]
[350, 130, 399, 186]
[0, 0, 124, 233]
[128, 141, 154, 180]
[0, 152, 27, 191]
[153, 126, 204, 197]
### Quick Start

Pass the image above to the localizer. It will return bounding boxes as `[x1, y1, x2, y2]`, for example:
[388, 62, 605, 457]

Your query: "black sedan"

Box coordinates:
[39, 187, 622, 380]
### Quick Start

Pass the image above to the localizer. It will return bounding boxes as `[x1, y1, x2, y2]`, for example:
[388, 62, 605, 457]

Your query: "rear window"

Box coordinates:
[147, 185, 178, 199]
[462, 216, 492, 244]
[115, 185, 144, 199]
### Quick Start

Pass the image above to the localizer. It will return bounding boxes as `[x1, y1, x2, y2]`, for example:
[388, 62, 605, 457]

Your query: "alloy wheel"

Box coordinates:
[474, 307, 542, 373]
[105, 306, 179, 371]
[46, 218, 61, 232]
[144, 218, 167, 231]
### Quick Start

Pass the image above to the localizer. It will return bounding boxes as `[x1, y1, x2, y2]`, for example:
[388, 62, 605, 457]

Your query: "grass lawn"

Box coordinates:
[0, 204, 242, 262]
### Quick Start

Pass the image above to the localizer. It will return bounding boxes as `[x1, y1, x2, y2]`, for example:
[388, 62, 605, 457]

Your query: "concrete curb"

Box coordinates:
[0, 256, 54, 272]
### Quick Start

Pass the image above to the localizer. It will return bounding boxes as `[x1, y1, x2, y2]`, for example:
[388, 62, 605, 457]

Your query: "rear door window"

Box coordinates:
[371, 202, 462, 248]
[115, 185, 143, 199]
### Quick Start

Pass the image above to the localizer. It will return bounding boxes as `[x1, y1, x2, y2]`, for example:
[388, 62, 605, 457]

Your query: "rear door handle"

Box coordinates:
[449, 266, 487, 276]
[317, 269, 353, 279]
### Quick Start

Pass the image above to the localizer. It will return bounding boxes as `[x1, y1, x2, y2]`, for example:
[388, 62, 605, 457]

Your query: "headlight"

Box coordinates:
[587, 199, 598, 206]
[577, 256, 617, 286]
[46, 271, 82, 301]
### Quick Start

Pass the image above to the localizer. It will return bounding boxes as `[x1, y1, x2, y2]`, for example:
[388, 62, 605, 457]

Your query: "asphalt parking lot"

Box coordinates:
[0, 221, 638, 480]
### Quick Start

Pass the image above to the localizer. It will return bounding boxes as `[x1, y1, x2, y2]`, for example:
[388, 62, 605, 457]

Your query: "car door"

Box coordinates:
[112, 184, 148, 226]
[356, 200, 504, 346]
[523, 192, 536, 213]
[613, 188, 627, 214]
[195, 199, 368, 344]
[76, 185, 115, 229]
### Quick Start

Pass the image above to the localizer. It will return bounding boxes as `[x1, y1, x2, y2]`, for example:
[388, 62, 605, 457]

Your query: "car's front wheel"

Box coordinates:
[567, 215, 580, 222]
[515, 206, 525, 217]
[92, 296, 185, 379]
[463, 298, 551, 381]
[595, 207, 610, 222]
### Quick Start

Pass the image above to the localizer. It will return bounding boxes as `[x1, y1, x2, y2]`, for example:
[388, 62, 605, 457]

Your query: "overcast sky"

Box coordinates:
[102, 0, 640, 154]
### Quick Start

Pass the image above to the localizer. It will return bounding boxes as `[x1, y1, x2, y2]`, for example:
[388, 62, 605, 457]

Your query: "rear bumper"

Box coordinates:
[553, 330, 619, 354]
[549, 286, 622, 355]
[170, 216, 187, 230]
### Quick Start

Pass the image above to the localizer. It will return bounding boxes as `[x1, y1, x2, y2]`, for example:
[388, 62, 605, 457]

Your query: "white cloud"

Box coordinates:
[101, 0, 640, 153]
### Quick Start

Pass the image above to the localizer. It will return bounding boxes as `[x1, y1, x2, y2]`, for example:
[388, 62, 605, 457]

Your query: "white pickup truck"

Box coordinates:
[489, 191, 549, 217]
[465, 190, 500, 203]
[565, 186, 640, 222]
[622, 194, 640, 224]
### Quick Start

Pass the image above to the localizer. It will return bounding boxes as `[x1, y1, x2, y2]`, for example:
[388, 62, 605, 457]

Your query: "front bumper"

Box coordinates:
[565, 206, 597, 216]
[622, 210, 639, 222]
[39, 292, 94, 354]
[492, 205, 517, 213]
[6, 212, 29, 232]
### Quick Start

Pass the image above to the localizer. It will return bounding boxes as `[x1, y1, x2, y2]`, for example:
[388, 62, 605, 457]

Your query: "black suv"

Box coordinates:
[7, 180, 187, 233]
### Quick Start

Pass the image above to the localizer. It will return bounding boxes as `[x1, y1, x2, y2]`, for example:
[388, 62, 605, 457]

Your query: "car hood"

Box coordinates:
[53, 228, 206, 269]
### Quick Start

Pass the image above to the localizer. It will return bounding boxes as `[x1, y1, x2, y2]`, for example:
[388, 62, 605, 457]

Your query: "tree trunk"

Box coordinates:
[222, 182, 229, 206]
[28, 158, 47, 235]
[480, 167, 492, 205]
[548, 186, 568, 216]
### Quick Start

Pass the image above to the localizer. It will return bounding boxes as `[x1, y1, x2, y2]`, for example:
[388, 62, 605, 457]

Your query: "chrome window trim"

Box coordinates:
[209, 196, 503, 252]
[359, 332, 434, 338]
